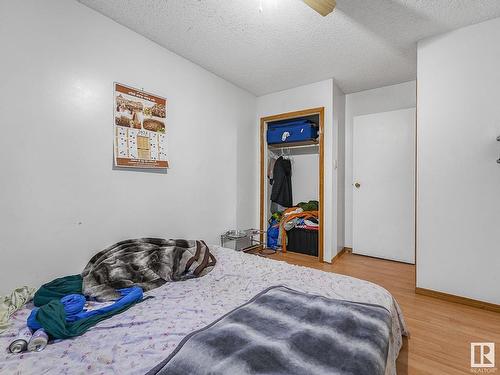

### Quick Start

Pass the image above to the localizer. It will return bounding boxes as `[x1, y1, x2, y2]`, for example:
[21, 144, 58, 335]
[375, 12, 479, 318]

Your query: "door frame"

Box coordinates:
[260, 107, 325, 262]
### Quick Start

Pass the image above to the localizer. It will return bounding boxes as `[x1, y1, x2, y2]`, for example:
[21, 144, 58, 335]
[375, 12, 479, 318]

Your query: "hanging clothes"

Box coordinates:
[267, 156, 277, 184]
[270, 156, 293, 207]
[270, 201, 287, 214]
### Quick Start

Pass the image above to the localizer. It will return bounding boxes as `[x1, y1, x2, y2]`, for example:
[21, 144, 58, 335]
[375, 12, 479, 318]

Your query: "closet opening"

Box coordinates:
[260, 107, 325, 262]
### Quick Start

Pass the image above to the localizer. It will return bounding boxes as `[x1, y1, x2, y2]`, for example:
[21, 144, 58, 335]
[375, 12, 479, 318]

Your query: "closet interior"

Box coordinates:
[260, 108, 324, 261]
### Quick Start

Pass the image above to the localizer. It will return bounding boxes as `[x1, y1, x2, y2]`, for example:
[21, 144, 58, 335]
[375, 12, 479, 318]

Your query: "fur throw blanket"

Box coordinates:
[82, 238, 216, 301]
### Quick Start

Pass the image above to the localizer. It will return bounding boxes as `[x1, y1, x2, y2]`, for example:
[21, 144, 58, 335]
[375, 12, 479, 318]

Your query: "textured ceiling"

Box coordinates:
[78, 0, 500, 95]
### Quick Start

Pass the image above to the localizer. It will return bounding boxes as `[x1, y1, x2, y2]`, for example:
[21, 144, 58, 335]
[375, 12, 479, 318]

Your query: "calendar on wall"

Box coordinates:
[114, 83, 169, 169]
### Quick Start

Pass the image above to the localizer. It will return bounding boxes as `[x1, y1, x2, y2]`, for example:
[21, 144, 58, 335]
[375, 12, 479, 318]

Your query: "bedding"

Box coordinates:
[82, 238, 216, 301]
[0, 246, 407, 375]
[148, 286, 393, 375]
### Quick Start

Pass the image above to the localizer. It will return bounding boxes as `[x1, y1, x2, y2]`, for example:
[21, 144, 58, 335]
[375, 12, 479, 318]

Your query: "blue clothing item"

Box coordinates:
[61, 294, 87, 321]
[267, 220, 280, 250]
[28, 287, 143, 331]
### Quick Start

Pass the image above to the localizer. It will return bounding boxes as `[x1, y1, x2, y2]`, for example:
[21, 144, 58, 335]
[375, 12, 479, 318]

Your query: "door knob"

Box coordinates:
[354, 182, 361, 189]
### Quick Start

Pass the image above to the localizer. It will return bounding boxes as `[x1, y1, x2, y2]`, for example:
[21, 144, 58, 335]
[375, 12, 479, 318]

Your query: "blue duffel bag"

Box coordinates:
[267, 119, 318, 144]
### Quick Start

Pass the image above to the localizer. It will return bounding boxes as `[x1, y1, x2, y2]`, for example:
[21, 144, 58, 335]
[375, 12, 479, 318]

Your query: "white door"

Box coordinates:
[353, 108, 415, 264]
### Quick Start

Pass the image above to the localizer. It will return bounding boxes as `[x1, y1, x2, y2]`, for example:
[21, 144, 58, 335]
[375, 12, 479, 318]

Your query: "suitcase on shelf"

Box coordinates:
[267, 119, 318, 145]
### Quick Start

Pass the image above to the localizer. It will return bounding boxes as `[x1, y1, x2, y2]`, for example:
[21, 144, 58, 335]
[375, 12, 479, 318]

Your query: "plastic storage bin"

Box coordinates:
[286, 228, 318, 256]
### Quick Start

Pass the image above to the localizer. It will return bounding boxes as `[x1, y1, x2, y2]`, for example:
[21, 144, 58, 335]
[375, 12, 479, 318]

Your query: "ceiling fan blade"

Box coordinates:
[302, 0, 336, 16]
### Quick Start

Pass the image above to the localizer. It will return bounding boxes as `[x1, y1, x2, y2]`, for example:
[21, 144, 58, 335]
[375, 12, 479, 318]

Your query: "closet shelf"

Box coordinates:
[268, 140, 319, 156]
[267, 140, 319, 149]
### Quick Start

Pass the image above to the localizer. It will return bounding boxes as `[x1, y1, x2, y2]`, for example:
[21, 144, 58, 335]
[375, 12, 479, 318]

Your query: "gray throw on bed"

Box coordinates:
[147, 286, 392, 375]
[82, 238, 216, 301]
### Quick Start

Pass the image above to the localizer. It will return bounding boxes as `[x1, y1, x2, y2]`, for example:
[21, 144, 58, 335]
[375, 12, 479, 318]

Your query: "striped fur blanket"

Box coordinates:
[82, 238, 216, 301]
[148, 286, 392, 375]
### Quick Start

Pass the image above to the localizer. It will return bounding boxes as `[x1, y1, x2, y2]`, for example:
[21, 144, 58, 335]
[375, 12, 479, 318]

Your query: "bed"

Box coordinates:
[0, 246, 407, 375]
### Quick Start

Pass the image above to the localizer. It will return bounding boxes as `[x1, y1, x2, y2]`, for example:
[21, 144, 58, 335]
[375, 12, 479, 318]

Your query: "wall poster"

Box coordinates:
[114, 83, 169, 169]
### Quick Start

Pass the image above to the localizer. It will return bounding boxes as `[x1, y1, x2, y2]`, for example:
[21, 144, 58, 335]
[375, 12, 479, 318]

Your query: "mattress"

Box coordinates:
[0, 246, 407, 375]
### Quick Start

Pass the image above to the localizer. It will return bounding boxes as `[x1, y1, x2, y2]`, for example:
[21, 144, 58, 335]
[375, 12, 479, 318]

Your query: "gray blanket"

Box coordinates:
[148, 286, 392, 375]
[82, 238, 216, 301]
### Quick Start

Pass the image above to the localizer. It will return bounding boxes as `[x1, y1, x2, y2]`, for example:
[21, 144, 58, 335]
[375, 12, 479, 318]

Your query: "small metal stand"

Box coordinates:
[220, 229, 265, 252]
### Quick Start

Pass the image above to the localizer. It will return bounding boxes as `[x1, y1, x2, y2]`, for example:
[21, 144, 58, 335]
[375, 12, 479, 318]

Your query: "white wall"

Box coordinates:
[0, 0, 256, 294]
[291, 154, 319, 203]
[256, 79, 345, 261]
[236, 97, 259, 230]
[344, 81, 416, 247]
[417, 18, 500, 304]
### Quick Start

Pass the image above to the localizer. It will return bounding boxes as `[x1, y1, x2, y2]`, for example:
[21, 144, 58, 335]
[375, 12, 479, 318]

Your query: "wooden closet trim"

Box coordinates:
[260, 107, 325, 262]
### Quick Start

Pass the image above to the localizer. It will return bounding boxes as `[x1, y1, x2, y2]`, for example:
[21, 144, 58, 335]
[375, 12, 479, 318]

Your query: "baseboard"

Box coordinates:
[415, 287, 500, 313]
[331, 247, 352, 264]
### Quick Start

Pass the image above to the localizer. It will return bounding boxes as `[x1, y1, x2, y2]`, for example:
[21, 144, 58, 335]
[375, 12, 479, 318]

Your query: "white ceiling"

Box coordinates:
[78, 0, 500, 95]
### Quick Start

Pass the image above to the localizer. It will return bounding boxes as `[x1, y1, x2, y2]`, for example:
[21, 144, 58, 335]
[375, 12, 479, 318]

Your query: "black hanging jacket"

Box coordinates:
[270, 156, 293, 207]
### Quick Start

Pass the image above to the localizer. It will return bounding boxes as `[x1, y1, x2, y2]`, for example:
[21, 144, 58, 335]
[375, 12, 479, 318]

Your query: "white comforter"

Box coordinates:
[0, 246, 407, 375]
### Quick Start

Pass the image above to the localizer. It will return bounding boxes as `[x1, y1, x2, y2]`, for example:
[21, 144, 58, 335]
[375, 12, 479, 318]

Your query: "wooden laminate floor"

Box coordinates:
[267, 250, 500, 375]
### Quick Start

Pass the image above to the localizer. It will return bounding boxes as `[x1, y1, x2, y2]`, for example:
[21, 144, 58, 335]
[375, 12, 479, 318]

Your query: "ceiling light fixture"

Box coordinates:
[302, 0, 336, 16]
[258, 0, 335, 16]
[258, 0, 278, 13]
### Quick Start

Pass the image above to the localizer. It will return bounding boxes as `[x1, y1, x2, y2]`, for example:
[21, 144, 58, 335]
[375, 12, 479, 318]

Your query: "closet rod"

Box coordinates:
[268, 141, 319, 150]
[268, 144, 318, 150]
